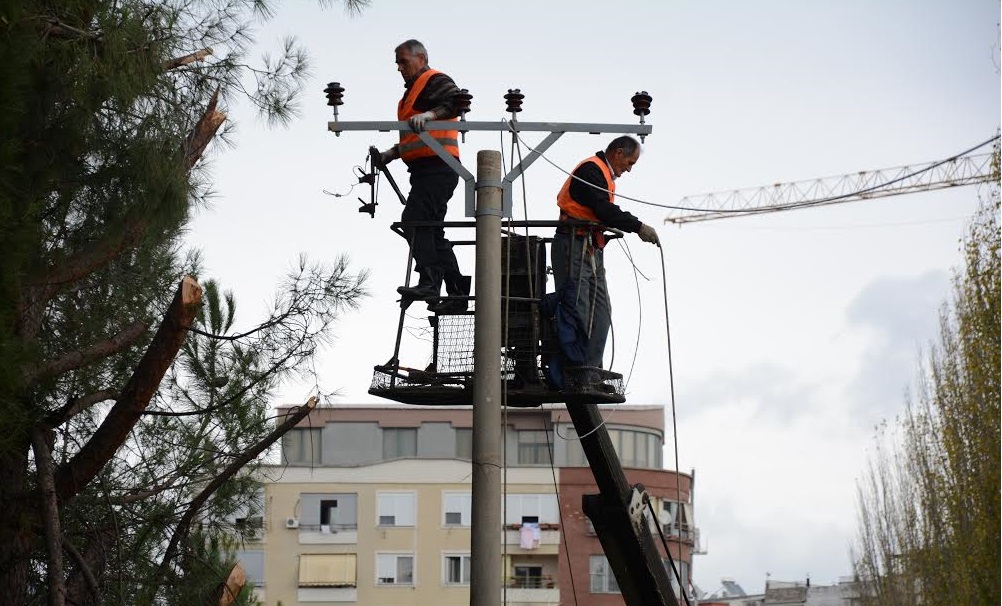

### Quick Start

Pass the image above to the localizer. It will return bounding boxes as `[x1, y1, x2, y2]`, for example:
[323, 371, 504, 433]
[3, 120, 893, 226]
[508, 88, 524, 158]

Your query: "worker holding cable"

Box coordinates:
[379, 39, 471, 315]
[552, 136, 661, 370]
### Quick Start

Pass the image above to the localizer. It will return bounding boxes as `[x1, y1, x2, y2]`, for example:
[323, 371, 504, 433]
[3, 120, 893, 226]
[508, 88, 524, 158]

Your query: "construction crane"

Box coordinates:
[664, 136, 999, 225]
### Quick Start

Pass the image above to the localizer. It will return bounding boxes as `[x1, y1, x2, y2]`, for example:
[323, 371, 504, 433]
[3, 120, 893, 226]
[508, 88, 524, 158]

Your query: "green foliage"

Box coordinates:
[0, 1, 369, 605]
[852, 167, 1001, 604]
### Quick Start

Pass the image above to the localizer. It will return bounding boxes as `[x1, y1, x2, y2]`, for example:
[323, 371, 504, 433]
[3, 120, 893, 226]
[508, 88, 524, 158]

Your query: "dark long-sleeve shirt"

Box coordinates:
[567, 151, 642, 233]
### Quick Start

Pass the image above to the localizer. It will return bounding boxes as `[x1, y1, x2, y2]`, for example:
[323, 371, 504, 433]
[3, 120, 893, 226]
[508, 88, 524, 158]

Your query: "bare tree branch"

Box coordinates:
[163, 47, 213, 71]
[52, 277, 203, 502]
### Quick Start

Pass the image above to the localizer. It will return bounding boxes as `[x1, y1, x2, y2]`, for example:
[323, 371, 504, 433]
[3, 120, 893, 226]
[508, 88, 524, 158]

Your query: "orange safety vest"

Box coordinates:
[556, 155, 616, 248]
[397, 69, 460, 164]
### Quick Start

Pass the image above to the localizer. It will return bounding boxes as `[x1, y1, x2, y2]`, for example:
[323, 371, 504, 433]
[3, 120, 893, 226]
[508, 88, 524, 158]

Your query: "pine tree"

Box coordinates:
[0, 2, 368, 604]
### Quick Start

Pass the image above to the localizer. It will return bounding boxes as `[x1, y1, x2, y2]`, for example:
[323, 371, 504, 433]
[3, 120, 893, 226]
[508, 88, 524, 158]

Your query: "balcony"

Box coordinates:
[503, 523, 560, 550]
[662, 522, 698, 544]
[297, 523, 359, 545]
[505, 576, 559, 605]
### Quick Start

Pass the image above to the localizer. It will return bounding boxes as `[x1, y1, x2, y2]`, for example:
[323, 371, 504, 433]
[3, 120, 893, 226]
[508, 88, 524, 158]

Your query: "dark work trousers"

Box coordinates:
[551, 231, 611, 368]
[401, 168, 461, 285]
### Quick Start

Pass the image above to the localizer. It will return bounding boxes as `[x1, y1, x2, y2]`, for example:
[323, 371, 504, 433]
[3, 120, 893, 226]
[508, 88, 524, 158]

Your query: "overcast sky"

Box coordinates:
[186, 0, 1000, 596]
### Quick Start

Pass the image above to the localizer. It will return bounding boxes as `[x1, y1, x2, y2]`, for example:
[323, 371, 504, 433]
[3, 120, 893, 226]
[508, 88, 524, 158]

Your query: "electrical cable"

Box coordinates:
[646, 498, 693, 606]
[544, 413, 581, 606]
[505, 125, 1000, 216]
[658, 242, 689, 603]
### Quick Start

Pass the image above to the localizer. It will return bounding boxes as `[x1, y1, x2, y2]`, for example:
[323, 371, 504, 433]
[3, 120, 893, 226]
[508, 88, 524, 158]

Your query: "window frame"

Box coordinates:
[442, 553, 472, 586]
[376, 491, 416, 527]
[376, 552, 415, 586]
[382, 427, 418, 459]
[589, 555, 620, 594]
[442, 491, 472, 527]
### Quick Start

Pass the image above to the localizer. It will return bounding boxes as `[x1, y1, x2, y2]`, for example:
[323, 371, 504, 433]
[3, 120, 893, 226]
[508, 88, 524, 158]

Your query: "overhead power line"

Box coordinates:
[665, 135, 1000, 224]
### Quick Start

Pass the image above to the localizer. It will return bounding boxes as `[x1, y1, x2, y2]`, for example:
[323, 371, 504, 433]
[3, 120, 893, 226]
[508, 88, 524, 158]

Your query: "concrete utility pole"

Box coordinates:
[470, 150, 503, 606]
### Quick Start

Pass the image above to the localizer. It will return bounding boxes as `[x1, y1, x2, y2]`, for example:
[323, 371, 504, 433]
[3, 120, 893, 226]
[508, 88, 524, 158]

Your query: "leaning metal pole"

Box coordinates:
[470, 150, 503, 606]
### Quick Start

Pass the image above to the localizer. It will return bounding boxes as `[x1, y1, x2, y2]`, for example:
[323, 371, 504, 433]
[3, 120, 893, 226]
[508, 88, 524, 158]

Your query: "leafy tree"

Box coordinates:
[852, 150, 1000, 605]
[0, 1, 368, 604]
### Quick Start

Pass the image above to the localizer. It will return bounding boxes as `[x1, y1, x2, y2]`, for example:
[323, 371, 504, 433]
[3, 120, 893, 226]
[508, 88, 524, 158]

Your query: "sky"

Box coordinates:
[185, 0, 1001, 596]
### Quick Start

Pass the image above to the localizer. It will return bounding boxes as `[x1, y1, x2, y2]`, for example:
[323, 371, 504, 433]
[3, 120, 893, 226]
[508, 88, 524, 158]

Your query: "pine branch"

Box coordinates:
[52, 277, 203, 502]
[18, 92, 225, 340]
[46, 389, 119, 427]
[63, 527, 115, 606]
[152, 397, 317, 596]
[28, 322, 147, 387]
[31, 427, 66, 606]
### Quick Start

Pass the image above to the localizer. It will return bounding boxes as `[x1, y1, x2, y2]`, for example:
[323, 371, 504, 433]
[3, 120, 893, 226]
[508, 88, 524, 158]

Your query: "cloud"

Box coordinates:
[677, 362, 821, 424]
[843, 270, 949, 424]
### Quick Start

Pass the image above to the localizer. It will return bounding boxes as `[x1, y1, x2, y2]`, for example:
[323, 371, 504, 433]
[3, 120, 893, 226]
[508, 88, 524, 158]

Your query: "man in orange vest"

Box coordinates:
[553, 136, 660, 368]
[379, 39, 470, 314]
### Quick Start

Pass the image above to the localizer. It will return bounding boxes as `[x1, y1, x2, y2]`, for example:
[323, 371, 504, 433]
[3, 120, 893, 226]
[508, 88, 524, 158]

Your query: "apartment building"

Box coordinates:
[236, 403, 696, 605]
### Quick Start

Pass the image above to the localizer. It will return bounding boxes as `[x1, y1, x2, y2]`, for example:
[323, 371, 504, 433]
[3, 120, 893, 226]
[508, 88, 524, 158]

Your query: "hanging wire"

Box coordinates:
[505, 125, 1000, 215]
[545, 411, 581, 606]
[646, 498, 693, 606]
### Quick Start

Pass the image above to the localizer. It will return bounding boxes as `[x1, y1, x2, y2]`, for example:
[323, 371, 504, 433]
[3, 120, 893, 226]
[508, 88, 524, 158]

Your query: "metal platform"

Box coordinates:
[372, 229, 627, 407]
[368, 364, 625, 407]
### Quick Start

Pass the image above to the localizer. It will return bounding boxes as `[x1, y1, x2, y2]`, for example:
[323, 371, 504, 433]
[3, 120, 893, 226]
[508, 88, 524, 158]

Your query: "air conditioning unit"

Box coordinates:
[285, 517, 299, 529]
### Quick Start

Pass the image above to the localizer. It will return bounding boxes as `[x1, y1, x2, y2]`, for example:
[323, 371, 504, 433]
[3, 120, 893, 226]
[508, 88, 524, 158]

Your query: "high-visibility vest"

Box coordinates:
[556, 156, 616, 248]
[397, 69, 460, 164]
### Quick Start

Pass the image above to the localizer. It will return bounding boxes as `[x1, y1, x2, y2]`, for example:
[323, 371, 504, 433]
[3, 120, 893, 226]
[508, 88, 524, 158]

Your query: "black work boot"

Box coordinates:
[397, 267, 443, 300]
[428, 275, 471, 314]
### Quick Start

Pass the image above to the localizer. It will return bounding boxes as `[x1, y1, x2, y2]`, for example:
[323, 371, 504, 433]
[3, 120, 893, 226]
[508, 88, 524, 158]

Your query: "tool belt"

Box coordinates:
[556, 211, 607, 249]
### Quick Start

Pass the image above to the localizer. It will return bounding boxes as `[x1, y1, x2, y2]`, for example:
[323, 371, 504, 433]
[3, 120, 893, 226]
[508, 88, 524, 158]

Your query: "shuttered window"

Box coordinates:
[298, 554, 357, 587]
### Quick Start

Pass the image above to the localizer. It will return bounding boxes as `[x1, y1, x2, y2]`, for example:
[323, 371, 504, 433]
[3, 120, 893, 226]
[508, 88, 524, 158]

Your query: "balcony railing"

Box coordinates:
[507, 575, 557, 589]
[296, 523, 358, 533]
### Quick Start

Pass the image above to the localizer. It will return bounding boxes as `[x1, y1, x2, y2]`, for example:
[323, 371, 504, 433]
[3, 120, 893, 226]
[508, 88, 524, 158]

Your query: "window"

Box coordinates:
[236, 550, 265, 587]
[382, 428, 417, 459]
[455, 428, 473, 459]
[377, 492, 416, 527]
[443, 492, 472, 526]
[513, 565, 543, 588]
[607, 428, 662, 469]
[299, 553, 357, 588]
[320, 499, 339, 531]
[504, 494, 558, 525]
[661, 501, 694, 540]
[589, 555, 620, 593]
[443, 554, 471, 585]
[300, 493, 358, 532]
[282, 428, 321, 465]
[517, 430, 553, 465]
[376, 553, 414, 585]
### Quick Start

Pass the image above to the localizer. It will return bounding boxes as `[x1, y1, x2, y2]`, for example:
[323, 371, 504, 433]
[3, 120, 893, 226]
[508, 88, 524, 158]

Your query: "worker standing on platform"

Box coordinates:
[553, 136, 661, 368]
[379, 39, 470, 314]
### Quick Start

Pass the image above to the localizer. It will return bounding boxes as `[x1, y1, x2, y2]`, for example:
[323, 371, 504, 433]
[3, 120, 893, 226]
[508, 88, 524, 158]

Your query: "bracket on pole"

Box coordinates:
[327, 120, 652, 218]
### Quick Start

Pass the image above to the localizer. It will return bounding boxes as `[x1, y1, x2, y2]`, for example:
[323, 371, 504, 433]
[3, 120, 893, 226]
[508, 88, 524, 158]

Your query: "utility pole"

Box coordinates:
[470, 150, 503, 606]
[326, 89, 675, 606]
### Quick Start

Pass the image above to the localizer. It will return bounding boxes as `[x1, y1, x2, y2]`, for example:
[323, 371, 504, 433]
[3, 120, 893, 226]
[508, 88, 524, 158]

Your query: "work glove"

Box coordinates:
[637, 223, 661, 246]
[408, 110, 437, 132]
[379, 147, 398, 166]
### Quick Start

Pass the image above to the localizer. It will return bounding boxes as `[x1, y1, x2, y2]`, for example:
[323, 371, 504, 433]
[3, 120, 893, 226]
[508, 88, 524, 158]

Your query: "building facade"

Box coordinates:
[237, 404, 696, 605]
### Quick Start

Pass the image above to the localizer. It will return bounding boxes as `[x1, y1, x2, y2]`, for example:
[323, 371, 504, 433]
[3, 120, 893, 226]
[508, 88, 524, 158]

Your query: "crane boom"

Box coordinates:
[665, 148, 997, 225]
